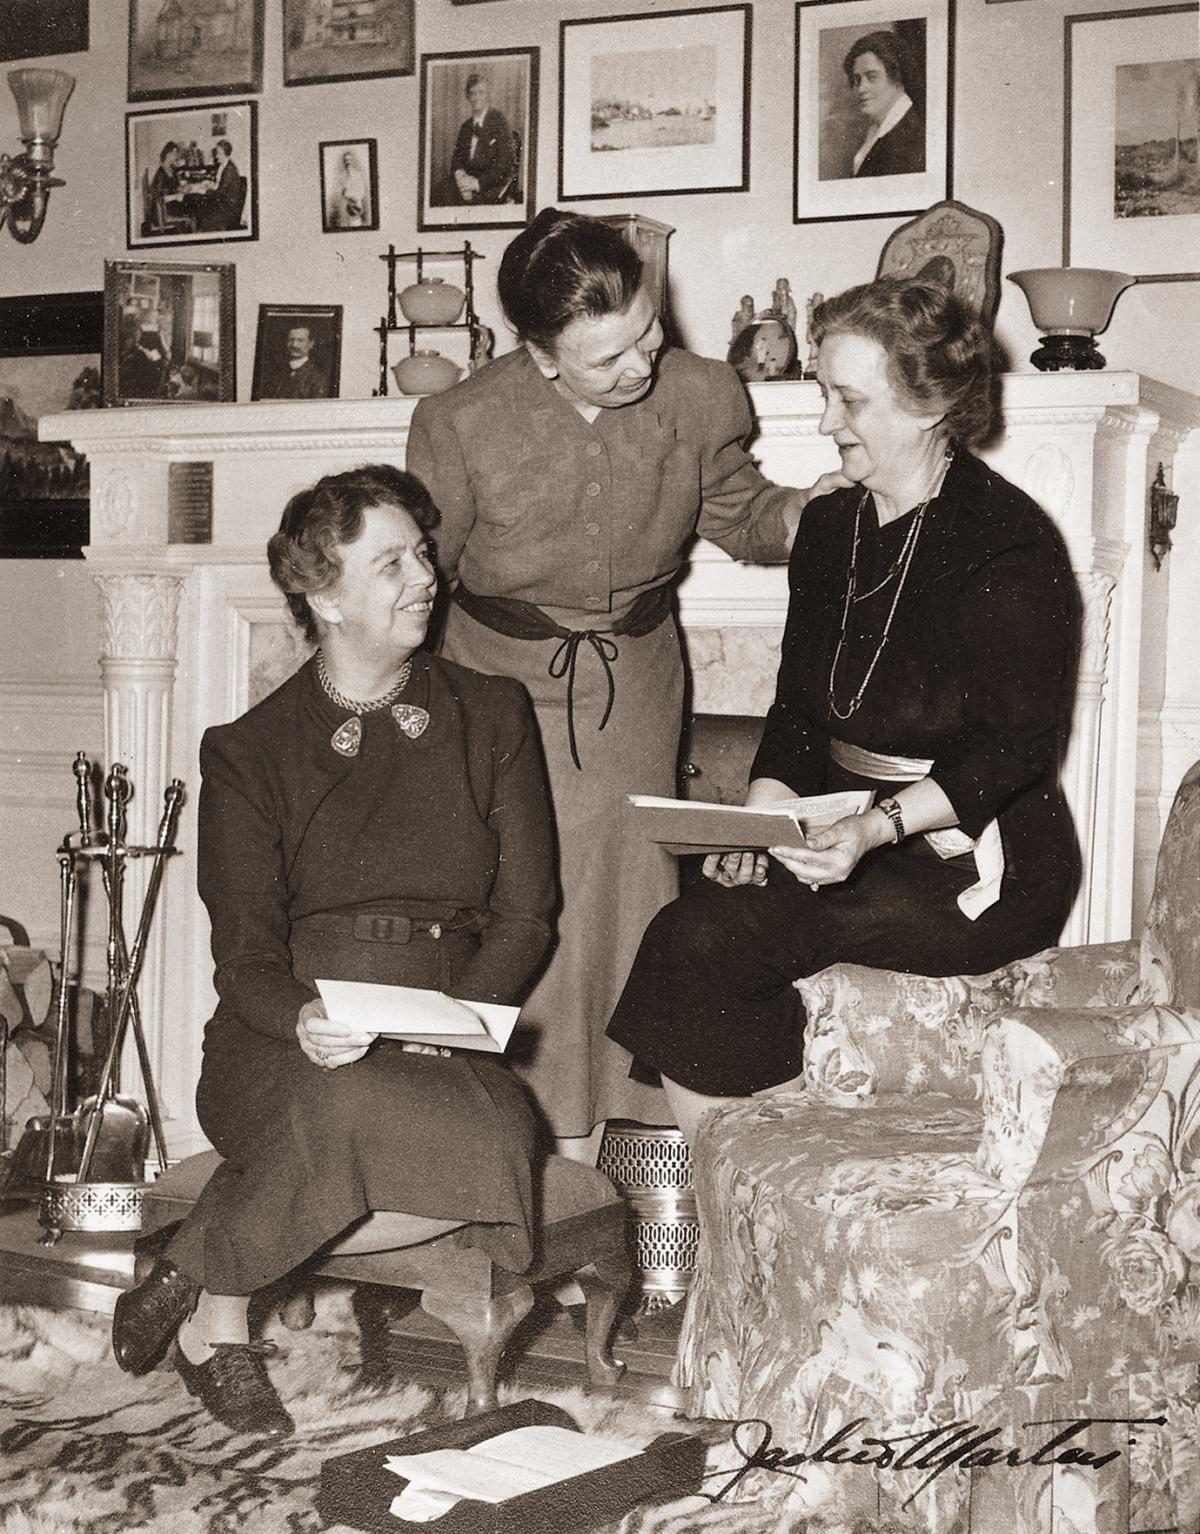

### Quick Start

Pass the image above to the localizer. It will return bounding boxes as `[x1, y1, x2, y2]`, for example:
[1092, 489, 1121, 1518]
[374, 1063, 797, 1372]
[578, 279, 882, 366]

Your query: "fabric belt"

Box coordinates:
[829, 737, 1005, 921]
[451, 582, 673, 770]
[293, 910, 480, 944]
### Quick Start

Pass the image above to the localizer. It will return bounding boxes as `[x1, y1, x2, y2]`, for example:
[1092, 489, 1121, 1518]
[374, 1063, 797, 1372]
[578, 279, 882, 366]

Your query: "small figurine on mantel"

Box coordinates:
[730, 294, 755, 345]
[803, 292, 824, 378]
[771, 278, 798, 335]
[469, 324, 495, 374]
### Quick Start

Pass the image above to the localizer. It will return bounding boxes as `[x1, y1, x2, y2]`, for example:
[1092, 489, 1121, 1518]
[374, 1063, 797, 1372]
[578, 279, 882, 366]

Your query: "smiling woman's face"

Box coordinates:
[315, 502, 437, 663]
[816, 331, 939, 496]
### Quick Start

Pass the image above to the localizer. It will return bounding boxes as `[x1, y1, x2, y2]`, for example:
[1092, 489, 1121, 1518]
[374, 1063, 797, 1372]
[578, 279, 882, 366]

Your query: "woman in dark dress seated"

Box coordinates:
[607, 277, 1078, 1146]
[112, 465, 554, 1437]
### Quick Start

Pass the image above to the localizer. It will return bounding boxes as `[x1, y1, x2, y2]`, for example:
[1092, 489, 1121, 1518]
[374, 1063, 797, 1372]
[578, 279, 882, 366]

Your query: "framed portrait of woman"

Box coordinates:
[320, 139, 379, 233]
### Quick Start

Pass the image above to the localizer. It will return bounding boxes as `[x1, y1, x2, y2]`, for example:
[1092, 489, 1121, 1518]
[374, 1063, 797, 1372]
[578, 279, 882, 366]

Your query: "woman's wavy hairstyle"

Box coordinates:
[497, 207, 643, 352]
[267, 464, 439, 643]
[811, 276, 1000, 448]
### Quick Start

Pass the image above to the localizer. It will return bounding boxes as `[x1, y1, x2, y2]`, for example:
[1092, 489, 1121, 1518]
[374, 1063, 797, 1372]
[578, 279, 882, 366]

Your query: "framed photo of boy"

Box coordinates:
[103, 259, 236, 407]
[419, 48, 538, 231]
[284, 0, 414, 88]
[558, 6, 750, 201]
[1065, 4, 1200, 282]
[128, 0, 264, 102]
[320, 139, 379, 233]
[794, 0, 953, 224]
[126, 101, 257, 249]
[251, 304, 342, 401]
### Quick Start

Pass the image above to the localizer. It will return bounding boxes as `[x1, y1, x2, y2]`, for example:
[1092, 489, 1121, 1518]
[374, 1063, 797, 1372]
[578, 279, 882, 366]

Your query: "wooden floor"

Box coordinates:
[0, 1201, 688, 1411]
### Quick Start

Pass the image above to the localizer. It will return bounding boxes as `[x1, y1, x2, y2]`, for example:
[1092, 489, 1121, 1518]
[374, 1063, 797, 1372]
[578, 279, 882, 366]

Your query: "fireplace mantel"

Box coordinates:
[43, 369, 1200, 1156]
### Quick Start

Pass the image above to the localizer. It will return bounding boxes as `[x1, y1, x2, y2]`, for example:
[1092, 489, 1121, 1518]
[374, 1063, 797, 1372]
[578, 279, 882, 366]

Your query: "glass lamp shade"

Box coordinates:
[1006, 268, 1134, 337]
[9, 68, 75, 146]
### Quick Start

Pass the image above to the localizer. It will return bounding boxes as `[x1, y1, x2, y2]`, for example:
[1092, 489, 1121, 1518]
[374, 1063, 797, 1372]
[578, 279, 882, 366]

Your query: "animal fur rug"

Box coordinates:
[0, 1290, 907, 1534]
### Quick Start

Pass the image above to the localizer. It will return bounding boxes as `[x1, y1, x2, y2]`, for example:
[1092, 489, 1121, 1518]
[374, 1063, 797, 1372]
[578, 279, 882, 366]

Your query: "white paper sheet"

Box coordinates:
[314, 980, 519, 1054]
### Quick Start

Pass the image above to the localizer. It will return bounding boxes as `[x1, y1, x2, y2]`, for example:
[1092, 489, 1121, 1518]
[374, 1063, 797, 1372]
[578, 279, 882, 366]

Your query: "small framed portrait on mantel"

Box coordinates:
[320, 139, 379, 233]
[419, 47, 538, 231]
[251, 304, 342, 401]
[794, 0, 953, 224]
[126, 101, 258, 248]
[103, 258, 236, 407]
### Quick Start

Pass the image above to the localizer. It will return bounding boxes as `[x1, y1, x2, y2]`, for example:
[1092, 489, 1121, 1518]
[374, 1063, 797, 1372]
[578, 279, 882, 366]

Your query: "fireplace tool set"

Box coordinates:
[37, 753, 184, 1243]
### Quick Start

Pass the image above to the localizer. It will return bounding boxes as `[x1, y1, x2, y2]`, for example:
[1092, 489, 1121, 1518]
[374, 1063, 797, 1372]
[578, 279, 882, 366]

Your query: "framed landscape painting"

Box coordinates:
[284, 0, 414, 87]
[558, 6, 751, 200]
[0, 291, 101, 559]
[794, 0, 953, 223]
[128, 0, 263, 101]
[1065, 4, 1199, 281]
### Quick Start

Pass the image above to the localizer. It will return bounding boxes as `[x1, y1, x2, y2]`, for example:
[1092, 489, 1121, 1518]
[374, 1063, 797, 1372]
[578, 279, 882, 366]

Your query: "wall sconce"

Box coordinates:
[1149, 463, 1178, 572]
[0, 68, 76, 244]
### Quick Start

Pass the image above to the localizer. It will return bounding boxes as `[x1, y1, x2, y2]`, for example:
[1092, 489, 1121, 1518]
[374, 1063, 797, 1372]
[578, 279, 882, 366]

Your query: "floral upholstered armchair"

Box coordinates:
[678, 762, 1200, 1533]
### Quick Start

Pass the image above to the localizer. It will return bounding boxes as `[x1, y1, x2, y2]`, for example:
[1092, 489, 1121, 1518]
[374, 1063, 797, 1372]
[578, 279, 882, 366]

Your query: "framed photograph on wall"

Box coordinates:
[284, 0, 414, 87]
[419, 48, 538, 231]
[126, 100, 257, 248]
[103, 258, 236, 406]
[128, 0, 263, 101]
[558, 6, 750, 201]
[320, 139, 379, 232]
[0, 291, 101, 559]
[1065, 4, 1199, 282]
[794, 0, 953, 224]
[251, 303, 342, 400]
[0, 0, 87, 62]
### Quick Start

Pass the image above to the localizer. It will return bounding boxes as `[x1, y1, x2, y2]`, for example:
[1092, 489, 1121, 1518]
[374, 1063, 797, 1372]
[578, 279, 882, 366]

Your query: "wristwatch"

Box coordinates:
[877, 796, 905, 844]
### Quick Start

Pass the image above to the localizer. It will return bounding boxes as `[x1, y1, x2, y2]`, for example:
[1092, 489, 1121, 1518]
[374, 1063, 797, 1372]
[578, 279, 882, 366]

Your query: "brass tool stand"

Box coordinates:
[39, 754, 184, 1244]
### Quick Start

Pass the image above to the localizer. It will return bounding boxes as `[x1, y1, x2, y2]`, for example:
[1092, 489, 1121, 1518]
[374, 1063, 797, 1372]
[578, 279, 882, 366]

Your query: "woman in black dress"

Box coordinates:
[112, 465, 554, 1436]
[607, 277, 1078, 1145]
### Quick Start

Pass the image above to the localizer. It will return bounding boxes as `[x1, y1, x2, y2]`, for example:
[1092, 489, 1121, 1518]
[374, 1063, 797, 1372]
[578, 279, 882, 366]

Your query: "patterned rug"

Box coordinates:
[0, 1292, 895, 1534]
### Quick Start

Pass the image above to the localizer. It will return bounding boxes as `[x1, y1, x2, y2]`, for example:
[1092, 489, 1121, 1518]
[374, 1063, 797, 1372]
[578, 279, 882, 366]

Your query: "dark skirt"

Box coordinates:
[166, 918, 538, 1295]
[606, 834, 1070, 1098]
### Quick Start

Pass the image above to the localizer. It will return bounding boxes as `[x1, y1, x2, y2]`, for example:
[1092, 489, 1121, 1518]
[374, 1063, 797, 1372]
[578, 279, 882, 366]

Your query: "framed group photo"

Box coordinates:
[419, 48, 538, 231]
[127, 0, 263, 101]
[127, 101, 258, 249]
[558, 5, 750, 201]
[1065, 4, 1199, 282]
[284, 0, 414, 87]
[794, 0, 954, 223]
[0, 290, 101, 559]
[251, 303, 343, 400]
[320, 139, 379, 232]
[103, 258, 236, 407]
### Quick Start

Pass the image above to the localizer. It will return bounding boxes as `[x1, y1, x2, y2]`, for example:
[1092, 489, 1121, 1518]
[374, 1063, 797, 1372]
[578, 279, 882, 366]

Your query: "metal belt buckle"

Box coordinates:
[352, 914, 413, 944]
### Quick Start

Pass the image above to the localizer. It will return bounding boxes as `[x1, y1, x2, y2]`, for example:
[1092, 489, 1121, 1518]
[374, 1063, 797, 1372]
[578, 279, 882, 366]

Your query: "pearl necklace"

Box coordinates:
[827, 459, 950, 722]
[317, 650, 412, 714]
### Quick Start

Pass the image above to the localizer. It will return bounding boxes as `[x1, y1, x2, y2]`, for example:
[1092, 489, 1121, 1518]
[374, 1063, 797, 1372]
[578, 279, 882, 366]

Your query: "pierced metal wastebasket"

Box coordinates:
[597, 1119, 697, 1310]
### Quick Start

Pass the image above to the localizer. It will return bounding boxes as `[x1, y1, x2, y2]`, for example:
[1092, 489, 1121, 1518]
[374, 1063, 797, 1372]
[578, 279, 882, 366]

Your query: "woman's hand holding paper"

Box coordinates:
[296, 998, 375, 1070]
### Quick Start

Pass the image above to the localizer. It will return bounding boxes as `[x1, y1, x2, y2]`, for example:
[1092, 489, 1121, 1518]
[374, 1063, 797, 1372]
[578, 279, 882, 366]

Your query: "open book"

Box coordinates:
[385, 1424, 642, 1521]
[626, 789, 874, 854]
[314, 980, 519, 1054]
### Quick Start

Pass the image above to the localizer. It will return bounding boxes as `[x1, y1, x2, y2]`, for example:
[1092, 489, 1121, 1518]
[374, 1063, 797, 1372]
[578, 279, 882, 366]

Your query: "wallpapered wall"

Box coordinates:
[1, 0, 1197, 399]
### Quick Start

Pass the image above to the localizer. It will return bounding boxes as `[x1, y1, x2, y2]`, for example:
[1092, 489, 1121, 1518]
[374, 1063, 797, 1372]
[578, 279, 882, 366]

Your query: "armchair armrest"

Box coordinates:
[977, 1003, 1200, 1191]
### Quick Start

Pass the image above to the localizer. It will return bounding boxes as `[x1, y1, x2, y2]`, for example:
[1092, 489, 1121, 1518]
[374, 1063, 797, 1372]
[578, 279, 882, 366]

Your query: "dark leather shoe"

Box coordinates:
[112, 1257, 199, 1374]
[174, 1340, 295, 1438]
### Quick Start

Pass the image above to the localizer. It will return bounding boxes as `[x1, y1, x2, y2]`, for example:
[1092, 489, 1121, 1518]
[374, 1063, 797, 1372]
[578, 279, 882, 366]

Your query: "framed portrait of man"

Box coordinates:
[419, 48, 538, 231]
[251, 304, 342, 401]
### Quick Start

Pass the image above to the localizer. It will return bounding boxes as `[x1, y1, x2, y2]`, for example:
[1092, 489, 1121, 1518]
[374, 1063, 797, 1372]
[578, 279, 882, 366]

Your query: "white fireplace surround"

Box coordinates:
[42, 371, 1200, 1156]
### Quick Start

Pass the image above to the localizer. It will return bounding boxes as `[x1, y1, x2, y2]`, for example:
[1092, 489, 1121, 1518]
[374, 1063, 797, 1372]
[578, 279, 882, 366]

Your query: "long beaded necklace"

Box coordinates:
[827, 458, 950, 721]
[317, 649, 412, 713]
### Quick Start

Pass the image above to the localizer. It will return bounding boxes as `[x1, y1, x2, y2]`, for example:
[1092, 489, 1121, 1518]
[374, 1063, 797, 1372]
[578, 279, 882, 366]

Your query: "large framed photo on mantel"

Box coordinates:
[1065, 4, 1200, 283]
[128, 0, 264, 102]
[0, 291, 101, 559]
[558, 6, 751, 201]
[794, 0, 953, 224]
[103, 259, 236, 407]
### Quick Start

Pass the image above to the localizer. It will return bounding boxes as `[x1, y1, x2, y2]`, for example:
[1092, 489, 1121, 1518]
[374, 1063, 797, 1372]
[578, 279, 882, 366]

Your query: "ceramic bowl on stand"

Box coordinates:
[1006, 268, 1135, 371]
[392, 350, 461, 396]
[398, 277, 465, 326]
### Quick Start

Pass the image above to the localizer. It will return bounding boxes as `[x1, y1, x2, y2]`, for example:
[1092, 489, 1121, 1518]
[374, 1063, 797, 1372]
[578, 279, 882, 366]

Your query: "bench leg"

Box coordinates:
[574, 1253, 632, 1389]
[420, 1283, 535, 1416]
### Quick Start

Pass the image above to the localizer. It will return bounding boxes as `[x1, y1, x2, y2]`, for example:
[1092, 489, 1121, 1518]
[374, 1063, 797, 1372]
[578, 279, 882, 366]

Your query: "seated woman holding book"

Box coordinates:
[112, 464, 554, 1437]
[607, 277, 1078, 1145]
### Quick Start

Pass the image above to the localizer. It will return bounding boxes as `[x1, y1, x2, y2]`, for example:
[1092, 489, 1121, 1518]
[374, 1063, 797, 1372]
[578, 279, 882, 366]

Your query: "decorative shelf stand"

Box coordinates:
[374, 242, 492, 397]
